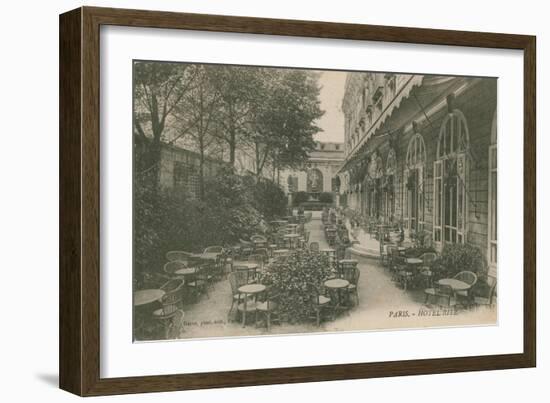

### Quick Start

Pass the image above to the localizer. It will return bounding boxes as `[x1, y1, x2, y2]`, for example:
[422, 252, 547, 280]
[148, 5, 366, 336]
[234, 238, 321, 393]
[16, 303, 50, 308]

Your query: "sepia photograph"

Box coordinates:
[132, 61, 498, 342]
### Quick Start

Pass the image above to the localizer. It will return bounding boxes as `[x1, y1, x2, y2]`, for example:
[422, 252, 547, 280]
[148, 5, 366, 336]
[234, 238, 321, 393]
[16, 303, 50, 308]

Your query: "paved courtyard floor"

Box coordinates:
[166, 218, 496, 341]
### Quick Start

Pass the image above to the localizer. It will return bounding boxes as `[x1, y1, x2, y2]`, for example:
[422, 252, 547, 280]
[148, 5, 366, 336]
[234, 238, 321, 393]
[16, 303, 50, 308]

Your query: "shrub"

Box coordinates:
[260, 249, 333, 323]
[318, 192, 334, 204]
[293, 191, 309, 205]
[436, 243, 487, 280]
[404, 246, 437, 258]
[252, 178, 288, 219]
[133, 167, 268, 282]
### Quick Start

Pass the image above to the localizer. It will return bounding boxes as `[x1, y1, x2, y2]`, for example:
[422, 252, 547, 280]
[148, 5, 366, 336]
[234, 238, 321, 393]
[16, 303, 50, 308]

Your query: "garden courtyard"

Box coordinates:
[134, 215, 497, 342]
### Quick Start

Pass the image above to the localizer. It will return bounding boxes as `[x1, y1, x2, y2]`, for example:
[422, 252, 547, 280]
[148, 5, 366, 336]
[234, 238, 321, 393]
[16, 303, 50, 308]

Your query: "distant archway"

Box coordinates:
[307, 168, 324, 193]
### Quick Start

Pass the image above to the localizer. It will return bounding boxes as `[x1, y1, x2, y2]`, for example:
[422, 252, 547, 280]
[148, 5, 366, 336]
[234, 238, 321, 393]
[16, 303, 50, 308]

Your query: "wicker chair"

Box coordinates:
[160, 278, 185, 294]
[250, 235, 268, 249]
[474, 277, 497, 308]
[165, 251, 192, 264]
[152, 283, 185, 339]
[309, 242, 320, 252]
[186, 266, 210, 301]
[239, 239, 254, 258]
[248, 254, 265, 279]
[163, 261, 187, 280]
[419, 252, 437, 287]
[424, 283, 454, 307]
[341, 265, 360, 306]
[254, 248, 270, 263]
[227, 271, 248, 321]
[307, 284, 332, 327]
[388, 246, 406, 283]
[203, 245, 223, 254]
[255, 288, 280, 331]
[454, 271, 478, 308]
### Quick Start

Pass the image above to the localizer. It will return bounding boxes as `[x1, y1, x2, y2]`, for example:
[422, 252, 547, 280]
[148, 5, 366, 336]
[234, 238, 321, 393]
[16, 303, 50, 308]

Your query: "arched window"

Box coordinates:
[433, 110, 470, 246]
[406, 133, 426, 168]
[404, 134, 426, 233]
[488, 110, 497, 275]
[307, 168, 323, 193]
[437, 109, 470, 159]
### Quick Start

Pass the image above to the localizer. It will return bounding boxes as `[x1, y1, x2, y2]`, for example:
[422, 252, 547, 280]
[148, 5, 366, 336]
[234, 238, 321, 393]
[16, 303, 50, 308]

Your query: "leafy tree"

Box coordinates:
[209, 66, 263, 166]
[173, 65, 223, 199]
[251, 69, 324, 178]
[133, 61, 197, 191]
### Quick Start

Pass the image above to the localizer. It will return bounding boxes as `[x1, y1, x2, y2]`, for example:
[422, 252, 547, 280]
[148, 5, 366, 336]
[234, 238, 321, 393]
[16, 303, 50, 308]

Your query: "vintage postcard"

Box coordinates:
[132, 61, 497, 341]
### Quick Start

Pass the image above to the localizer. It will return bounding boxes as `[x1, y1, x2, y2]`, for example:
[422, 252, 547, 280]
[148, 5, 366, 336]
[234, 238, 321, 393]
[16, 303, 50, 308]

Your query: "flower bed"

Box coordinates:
[260, 249, 333, 323]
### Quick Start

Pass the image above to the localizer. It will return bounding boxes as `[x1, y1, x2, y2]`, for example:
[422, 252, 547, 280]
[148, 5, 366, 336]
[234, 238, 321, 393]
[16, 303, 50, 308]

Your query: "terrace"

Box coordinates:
[133, 210, 497, 341]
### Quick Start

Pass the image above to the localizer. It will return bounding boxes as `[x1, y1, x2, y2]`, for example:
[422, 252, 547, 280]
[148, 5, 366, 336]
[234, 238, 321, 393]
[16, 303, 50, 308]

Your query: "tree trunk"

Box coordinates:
[198, 136, 205, 200]
[229, 130, 236, 166]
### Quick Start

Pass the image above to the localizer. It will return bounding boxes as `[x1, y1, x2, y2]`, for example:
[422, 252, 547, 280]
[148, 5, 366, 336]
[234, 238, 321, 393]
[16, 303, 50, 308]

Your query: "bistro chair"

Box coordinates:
[227, 271, 248, 321]
[341, 266, 360, 306]
[152, 286, 185, 339]
[163, 261, 187, 280]
[255, 288, 281, 331]
[239, 239, 254, 258]
[419, 252, 437, 287]
[454, 271, 478, 308]
[309, 242, 320, 252]
[250, 234, 268, 249]
[254, 248, 270, 263]
[186, 266, 210, 302]
[474, 277, 497, 308]
[307, 283, 332, 327]
[165, 251, 192, 264]
[233, 264, 257, 284]
[203, 245, 223, 254]
[336, 245, 347, 267]
[387, 246, 403, 280]
[160, 278, 185, 295]
[424, 283, 454, 307]
[248, 254, 265, 279]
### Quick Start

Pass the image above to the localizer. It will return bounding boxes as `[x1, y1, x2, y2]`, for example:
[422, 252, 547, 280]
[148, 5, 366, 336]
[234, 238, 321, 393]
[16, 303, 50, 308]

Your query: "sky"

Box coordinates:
[314, 71, 347, 143]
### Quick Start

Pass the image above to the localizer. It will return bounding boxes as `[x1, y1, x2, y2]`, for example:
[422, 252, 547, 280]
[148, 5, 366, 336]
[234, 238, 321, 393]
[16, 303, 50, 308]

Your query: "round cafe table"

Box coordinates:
[190, 252, 219, 261]
[238, 283, 266, 327]
[438, 278, 470, 291]
[174, 267, 196, 276]
[284, 233, 300, 249]
[233, 262, 259, 282]
[133, 289, 165, 307]
[286, 224, 299, 234]
[324, 278, 350, 314]
[339, 259, 358, 265]
[273, 249, 290, 258]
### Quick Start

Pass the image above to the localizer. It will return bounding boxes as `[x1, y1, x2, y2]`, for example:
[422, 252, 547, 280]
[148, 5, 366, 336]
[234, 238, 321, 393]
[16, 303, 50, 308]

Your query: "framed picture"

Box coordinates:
[59, 6, 536, 396]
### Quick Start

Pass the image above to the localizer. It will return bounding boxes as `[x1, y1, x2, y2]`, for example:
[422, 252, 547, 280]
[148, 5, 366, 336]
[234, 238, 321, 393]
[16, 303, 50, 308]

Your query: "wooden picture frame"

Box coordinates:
[59, 6, 536, 396]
